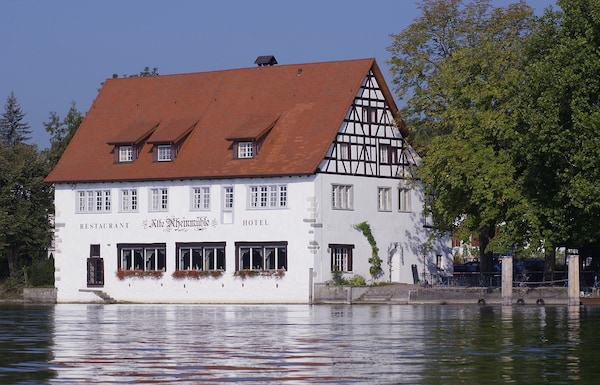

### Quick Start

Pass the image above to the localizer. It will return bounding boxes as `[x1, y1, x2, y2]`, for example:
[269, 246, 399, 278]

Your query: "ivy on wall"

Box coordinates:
[354, 221, 383, 280]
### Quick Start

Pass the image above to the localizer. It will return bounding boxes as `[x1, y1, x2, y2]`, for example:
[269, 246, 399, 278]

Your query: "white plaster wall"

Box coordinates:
[53, 176, 318, 303]
[314, 173, 451, 284]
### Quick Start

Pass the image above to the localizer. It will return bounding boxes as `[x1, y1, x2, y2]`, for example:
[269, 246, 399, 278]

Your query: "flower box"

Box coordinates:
[171, 270, 223, 279]
[116, 269, 164, 280]
[233, 269, 286, 280]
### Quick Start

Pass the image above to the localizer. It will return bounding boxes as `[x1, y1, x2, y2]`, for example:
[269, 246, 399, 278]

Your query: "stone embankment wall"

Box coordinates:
[22, 288, 57, 303]
[313, 284, 569, 305]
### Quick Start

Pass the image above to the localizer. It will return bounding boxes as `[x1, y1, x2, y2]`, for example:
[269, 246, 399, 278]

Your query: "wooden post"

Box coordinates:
[501, 255, 513, 306]
[567, 250, 580, 306]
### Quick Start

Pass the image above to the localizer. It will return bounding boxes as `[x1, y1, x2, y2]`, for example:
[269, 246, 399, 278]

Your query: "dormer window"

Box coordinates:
[119, 145, 134, 162]
[237, 142, 254, 159]
[157, 145, 173, 162]
[226, 114, 278, 160]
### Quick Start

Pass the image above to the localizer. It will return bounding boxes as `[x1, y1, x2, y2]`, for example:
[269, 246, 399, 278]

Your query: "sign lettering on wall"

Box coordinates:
[242, 219, 269, 226]
[80, 222, 130, 230]
[142, 216, 217, 232]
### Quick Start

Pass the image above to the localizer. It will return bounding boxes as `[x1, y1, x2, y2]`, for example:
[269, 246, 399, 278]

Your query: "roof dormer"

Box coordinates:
[146, 119, 198, 162]
[226, 114, 279, 160]
[107, 121, 158, 164]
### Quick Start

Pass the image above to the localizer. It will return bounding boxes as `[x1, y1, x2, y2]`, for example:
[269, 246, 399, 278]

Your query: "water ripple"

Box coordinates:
[2, 304, 600, 384]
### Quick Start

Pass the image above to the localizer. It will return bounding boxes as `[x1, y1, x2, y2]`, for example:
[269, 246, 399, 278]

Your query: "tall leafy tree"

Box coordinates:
[516, 0, 600, 251]
[0, 144, 53, 278]
[387, 0, 537, 272]
[43, 102, 83, 169]
[0, 92, 32, 146]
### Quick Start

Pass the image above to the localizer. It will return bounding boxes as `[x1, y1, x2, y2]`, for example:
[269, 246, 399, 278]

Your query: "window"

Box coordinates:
[339, 143, 350, 160]
[237, 142, 254, 158]
[150, 188, 168, 211]
[398, 187, 411, 212]
[192, 187, 210, 210]
[87, 258, 104, 287]
[235, 242, 288, 271]
[362, 106, 377, 124]
[118, 244, 166, 271]
[120, 189, 138, 212]
[223, 186, 234, 209]
[249, 185, 287, 209]
[378, 187, 392, 211]
[90, 244, 100, 258]
[176, 243, 225, 271]
[77, 190, 111, 213]
[330, 244, 354, 272]
[332, 184, 353, 210]
[157, 145, 172, 161]
[119, 146, 134, 162]
[379, 144, 390, 164]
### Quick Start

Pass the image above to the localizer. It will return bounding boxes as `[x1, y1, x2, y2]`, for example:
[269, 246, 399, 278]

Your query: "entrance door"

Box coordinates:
[87, 258, 104, 287]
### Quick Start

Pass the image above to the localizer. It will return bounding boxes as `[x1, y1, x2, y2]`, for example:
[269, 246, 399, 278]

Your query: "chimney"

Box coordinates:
[254, 55, 278, 66]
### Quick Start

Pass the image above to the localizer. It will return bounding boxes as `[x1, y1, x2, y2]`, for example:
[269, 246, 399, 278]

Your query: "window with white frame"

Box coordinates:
[120, 189, 138, 212]
[378, 187, 392, 211]
[237, 142, 253, 158]
[119, 145, 134, 162]
[157, 145, 172, 161]
[192, 186, 210, 210]
[332, 184, 353, 210]
[77, 190, 111, 213]
[223, 186, 234, 209]
[177, 243, 225, 271]
[118, 244, 166, 271]
[330, 244, 353, 272]
[236, 242, 288, 271]
[398, 187, 411, 212]
[150, 188, 168, 211]
[249, 185, 287, 209]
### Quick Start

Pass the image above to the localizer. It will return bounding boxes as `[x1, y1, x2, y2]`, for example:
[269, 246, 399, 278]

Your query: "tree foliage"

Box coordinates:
[43, 102, 83, 169]
[387, 0, 536, 270]
[112, 66, 159, 79]
[0, 92, 32, 146]
[389, 0, 600, 267]
[516, 0, 600, 249]
[0, 144, 53, 278]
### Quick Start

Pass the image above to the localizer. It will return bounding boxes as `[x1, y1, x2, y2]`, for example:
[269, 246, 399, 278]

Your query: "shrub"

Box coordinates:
[346, 275, 366, 286]
[331, 269, 346, 285]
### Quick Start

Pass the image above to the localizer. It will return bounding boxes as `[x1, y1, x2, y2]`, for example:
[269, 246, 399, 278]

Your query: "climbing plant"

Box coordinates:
[354, 221, 383, 281]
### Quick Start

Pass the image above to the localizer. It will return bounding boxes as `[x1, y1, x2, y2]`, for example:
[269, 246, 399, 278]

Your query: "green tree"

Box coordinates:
[0, 92, 32, 146]
[387, 0, 537, 272]
[114, 66, 159, 78]
[100, 66, 159, 88]
[43, 102, 83, 169]
[516, 0, 600, 251]
[0, 144, 53, 278]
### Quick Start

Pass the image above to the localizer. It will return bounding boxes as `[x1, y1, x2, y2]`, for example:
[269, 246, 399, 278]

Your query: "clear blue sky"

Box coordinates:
[1, 0, 556, 149]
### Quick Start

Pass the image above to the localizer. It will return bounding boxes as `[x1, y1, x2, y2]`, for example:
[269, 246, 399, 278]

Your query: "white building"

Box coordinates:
[45, 57, 451, 303]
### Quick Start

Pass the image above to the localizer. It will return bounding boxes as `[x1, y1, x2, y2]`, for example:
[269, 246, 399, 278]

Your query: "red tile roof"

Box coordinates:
[45, 58, 400, 183]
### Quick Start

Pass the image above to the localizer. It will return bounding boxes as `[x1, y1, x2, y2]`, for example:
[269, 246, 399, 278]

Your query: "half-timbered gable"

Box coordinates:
[320, 69, 418, 179]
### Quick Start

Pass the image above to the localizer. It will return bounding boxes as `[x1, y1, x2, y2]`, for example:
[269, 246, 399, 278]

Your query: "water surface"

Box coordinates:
[1, 303, 599, 384]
